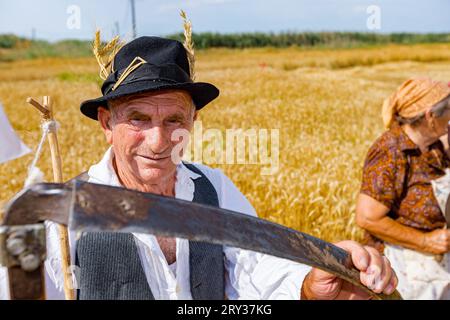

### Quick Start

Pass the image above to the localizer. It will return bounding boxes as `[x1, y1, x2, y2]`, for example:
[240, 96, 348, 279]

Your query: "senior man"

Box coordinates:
[4, 36, 397, 300]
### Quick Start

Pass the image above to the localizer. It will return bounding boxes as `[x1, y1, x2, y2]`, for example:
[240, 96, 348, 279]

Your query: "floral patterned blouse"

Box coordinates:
[360, 123, 448, 251]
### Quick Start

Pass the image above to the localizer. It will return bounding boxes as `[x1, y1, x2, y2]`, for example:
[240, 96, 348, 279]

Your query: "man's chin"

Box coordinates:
[135, 164, 176, 182]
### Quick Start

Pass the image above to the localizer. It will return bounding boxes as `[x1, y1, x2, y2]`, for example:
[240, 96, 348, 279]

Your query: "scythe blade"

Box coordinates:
[2, 180, 402, 300]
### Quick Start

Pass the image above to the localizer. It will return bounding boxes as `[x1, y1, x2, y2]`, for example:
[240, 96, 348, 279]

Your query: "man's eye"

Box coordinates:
[130, 115, 149, 121]
[167, 118, 183, 124]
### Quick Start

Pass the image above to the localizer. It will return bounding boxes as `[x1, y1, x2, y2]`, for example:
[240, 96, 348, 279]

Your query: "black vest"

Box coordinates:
[75, 164, 225, 300]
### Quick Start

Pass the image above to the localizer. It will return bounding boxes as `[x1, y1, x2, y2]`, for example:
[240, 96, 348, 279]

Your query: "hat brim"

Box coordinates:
[80, 80, 219, 120]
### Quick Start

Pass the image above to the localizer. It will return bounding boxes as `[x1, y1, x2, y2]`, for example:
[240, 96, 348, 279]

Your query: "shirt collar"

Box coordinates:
[390, 124, 448, 170]
[393, 123, 445, 157]
[87, 146, 201, 195]
[88, 147, 121, 187]
[392, 124, 419, 152]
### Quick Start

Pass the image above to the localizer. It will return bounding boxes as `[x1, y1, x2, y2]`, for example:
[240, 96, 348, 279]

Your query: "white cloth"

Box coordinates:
[1, 147, 310, 300]
[384, 244, 450, 300]
[0, 268, 8, 300]
[0, 102, 32, 299]
[0, 103, 31, 164]
[431, 168, 450, 214]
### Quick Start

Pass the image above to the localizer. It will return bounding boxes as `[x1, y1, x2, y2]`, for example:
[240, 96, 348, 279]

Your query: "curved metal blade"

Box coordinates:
[2, 183, 72, 225]
[68, 180, 402, 300]
[3, 180, 402, 300]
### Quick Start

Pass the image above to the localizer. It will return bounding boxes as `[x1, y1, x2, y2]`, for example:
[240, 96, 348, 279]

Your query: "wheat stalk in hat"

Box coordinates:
[180, 10, 196, 81]
[92, 30, 124, 80]
[92, 13, 194, 81]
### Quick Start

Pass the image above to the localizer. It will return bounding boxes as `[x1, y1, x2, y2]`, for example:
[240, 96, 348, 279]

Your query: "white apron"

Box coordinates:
[386, 168, 450, 300]
[384, 244, 450, 300]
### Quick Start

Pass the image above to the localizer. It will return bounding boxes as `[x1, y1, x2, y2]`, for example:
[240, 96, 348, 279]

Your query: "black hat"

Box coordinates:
[80, 36, 219, 120]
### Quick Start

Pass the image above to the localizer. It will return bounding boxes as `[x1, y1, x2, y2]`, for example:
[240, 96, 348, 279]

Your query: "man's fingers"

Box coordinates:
[372, 256, 392, 293]
[360, 246, 390, 292]
[333, 241, 398, 295]
[309, 240, 369, 283]
[334, 240, 370, 271]
[383, 267, 398, 295]
[312, 240, 399, 297]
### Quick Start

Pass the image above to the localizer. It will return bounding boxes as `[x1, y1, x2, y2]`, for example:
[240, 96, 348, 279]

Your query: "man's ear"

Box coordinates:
[98, 106, 113, 144]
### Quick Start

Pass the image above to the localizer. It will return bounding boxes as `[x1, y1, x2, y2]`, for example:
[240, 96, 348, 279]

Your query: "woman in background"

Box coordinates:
[356, 77, 450, 300]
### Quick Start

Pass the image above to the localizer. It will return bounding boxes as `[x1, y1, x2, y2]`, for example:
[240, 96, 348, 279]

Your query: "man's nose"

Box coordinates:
[145, 126, 170, 154]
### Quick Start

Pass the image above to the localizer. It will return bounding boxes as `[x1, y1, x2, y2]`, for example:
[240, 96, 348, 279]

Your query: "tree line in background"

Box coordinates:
[168, 32, 450, 49]
[0, 32, 449, 61]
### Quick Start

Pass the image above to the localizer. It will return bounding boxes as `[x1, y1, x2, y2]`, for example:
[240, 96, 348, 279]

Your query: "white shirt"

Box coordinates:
[1, 147, 310, 300]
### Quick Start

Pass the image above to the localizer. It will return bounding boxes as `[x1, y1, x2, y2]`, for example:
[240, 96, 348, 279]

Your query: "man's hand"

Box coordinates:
[301, 241, 398, 300]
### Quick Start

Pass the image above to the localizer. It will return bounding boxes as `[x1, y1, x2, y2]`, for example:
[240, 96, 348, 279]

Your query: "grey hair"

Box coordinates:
[396, 95, 450, 126]
[105, 93, 197, 126]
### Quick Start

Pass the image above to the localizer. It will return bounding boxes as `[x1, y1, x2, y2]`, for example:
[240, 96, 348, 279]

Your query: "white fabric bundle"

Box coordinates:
[0, 103, 31, 164]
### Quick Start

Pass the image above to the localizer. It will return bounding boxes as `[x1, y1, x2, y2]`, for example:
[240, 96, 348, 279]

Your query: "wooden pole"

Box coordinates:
[42, 97, 64, 182]
[130, 0, 137, 39]
[27, 96, 74, 300]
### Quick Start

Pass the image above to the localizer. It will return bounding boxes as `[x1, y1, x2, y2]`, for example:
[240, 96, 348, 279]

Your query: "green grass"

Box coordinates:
[1, 32, 450, 62]
[0, 36, 92, 62]
[57, 72, 102, 86]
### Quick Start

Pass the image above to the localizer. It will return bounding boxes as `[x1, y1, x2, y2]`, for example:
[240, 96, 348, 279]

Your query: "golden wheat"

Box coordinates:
[1, 44, 450, 242]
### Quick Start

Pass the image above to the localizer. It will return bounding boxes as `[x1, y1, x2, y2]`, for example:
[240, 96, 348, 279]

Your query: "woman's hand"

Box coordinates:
[301, 240, 398, 300]
[422, 229, 450, 254]
[356, 193, 443, 253]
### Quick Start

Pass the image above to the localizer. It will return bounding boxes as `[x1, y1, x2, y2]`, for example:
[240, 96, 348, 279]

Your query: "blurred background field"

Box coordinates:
[1, 41, 450, 242]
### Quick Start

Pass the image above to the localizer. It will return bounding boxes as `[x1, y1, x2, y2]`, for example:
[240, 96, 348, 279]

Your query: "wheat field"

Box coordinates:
[1, 43, 450, 242]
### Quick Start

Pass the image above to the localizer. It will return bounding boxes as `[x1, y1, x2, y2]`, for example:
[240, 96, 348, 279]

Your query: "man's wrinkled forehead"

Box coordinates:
[109, 90, 194, 116]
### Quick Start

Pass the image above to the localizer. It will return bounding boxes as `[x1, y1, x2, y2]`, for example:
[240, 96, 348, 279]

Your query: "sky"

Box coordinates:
[0, 0, 449, 42]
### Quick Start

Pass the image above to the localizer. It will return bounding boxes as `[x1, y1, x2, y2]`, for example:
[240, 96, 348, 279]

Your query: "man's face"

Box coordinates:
[98, 90, 195, 187]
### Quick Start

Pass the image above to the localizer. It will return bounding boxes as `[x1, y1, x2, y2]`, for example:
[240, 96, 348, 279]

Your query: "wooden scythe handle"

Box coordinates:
[42, 96, 74, 300]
